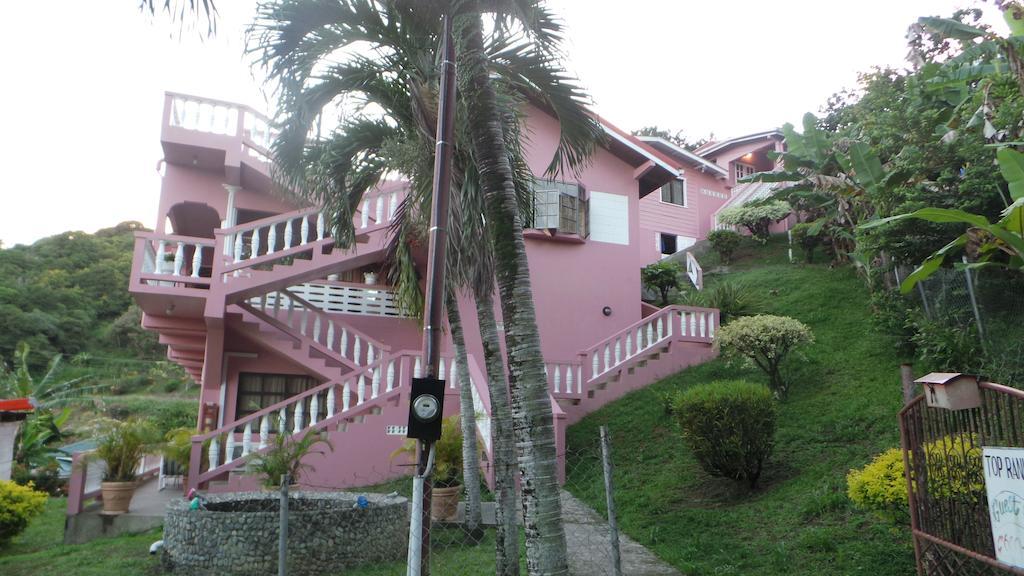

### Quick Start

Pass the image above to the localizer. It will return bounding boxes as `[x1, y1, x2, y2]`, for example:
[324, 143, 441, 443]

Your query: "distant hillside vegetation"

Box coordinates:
[0, 222, 162, 367]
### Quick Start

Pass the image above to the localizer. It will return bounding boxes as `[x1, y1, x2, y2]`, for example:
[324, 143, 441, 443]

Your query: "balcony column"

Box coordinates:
[221, 184, 241, 256]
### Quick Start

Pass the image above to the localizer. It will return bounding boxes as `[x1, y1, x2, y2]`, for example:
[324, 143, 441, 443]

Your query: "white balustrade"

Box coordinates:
[169, 94, 239, 136]
[327, 387, 336, 419]
[224, 434, 236, 464]
[259, 415, 269, 450]
[293, 401, 304, 434]
[309, 394, 319, 426]
[357, 375, 366, 405]
[208, 437, 220, 469]
[386, 361, 395, 392]
[241, 422, 252, 458]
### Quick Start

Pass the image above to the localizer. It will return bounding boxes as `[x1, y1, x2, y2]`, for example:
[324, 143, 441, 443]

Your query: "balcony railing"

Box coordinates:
[133, 232, 216, 288]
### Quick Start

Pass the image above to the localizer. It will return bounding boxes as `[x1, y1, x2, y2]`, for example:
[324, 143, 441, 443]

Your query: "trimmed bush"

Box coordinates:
[0, 480, 47, 546]
[673, 380, 777, 488]
[847, 434, 982, 523]
[846, 448, 908, 523]
[707, 229, 742, 264]
[717, 200, 791, 242]
[716, 314, 814, 396]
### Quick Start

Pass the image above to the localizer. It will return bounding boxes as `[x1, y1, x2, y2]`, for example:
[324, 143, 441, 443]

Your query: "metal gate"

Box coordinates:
[900, 379, 1024, 575]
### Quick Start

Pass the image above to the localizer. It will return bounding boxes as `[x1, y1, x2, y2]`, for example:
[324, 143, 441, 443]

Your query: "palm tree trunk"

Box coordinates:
[457, 12, 569, 575]
[446, 292, 483, 535]
[477, 290, 520, 576]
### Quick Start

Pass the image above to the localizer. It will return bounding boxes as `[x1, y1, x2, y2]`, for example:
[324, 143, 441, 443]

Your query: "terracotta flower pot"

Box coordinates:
[431, 484, 461, 521]
[100, 481, 137, 515]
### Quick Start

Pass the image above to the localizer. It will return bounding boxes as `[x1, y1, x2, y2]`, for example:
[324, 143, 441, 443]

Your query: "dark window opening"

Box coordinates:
[236, 372, 323, 425]
[660, 233, 678, 255]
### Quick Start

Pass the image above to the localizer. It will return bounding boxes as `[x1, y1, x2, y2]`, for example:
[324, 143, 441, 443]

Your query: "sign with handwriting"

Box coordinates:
[983, 447, 1024, 568]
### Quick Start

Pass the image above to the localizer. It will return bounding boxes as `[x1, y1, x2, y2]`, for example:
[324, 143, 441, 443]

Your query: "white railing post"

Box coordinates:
[386, 360, 395, 392]
[553, 366, 561, 393]
[268, 223, 278, 254]
[191, 244, 203, 278]
[309, 394, 319, 426]
[342, 382, 351, 411]
[155, 240, 167, 274]
[241, 422, 253, 458]
[208, 437, 220, 469]
[327, 386, 336, 419]
[300, 216, 310, 245]
[357, 375, 366, 405]
[173, 241, 185, 276]
[224, 434, 236, 464]
[317, 213, 326, 241]
[259, 415, 270, 450]
[284, 219, 294, 250]
[292, 401, 304, 434]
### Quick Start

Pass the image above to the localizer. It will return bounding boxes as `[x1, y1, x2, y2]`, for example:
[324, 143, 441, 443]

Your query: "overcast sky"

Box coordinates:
[0, 0, 999, 247]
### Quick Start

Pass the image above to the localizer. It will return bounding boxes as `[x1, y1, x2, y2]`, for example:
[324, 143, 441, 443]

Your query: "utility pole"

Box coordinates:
[407, 13, 456, 576]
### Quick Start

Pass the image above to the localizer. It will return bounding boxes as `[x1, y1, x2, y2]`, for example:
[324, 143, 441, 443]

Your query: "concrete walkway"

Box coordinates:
[561, 490, 681, 576]
[64, 476, 179, 544]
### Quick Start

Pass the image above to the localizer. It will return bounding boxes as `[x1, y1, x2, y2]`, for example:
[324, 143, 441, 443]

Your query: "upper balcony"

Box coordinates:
[160, 92, 277, 193]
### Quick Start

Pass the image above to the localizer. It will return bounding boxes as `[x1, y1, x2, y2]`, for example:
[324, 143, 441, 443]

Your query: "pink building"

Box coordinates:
[124, 92, 724, 493]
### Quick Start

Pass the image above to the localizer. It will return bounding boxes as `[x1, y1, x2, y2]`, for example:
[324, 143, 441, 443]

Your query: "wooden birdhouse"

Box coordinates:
[916, 373, 981, 411]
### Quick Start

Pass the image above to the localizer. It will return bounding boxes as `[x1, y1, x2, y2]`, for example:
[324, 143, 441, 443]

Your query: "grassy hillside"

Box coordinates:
[566, 238, 915, 575]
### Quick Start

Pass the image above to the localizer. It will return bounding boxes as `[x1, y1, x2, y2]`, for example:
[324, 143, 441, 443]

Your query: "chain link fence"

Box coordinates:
[899, 262, 1024, 385]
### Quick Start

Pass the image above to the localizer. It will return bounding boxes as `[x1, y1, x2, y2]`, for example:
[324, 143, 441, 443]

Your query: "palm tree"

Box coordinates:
[249, 3, 601, 573]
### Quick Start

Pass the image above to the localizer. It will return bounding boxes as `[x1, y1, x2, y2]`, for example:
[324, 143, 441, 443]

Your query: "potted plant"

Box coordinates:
[246, 431, 332, 490]
[94, 418, 159, 514]
[393, 415, 465, 521]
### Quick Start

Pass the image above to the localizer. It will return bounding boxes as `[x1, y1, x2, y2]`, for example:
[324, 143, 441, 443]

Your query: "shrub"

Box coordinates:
[717, 200, 791, 242]
[910, 315, 983, 375]
[707, 230, 742, 264]
[846, 448, 908, 523]
[790, 223, 820, 263]
[716, 315, 814, 396]
[246, 431, 332, 489]
[94, 418, 161, 482]
[673, 380, 776, 488]
[641, 261, 683, 306]
[0, 480, 47, 546]
[847, 434, 982, 523]
[694, 281, 763, 324]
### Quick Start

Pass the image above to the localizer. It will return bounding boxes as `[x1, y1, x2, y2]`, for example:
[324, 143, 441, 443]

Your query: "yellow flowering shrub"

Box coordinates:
[0, 480, 48, 545]
[847, 434, 982, 523]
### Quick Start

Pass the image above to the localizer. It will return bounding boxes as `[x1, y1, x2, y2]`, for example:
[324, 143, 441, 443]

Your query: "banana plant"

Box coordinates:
[860, 147, 1024, 291]
[747, 112, 900, 261]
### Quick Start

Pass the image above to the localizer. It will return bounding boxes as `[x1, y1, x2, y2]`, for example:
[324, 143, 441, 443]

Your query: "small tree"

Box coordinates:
[707, 229, 742, 264]
[642, 261, 683, 305]
[717, 201, 791, 243]
[673, 380, 776, 488]
[716, 315, 814, 396]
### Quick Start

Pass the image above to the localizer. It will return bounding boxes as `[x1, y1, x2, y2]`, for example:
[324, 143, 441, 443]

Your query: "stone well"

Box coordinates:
[162, 491, 409, 575]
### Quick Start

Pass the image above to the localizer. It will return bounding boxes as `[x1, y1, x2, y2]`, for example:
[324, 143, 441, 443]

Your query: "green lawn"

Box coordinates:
[0, 498, 163, 575]
[566, 238, 916, 576]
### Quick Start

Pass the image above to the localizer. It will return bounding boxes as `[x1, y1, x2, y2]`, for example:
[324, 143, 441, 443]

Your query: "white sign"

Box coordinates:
[983, 447, 1024, 567]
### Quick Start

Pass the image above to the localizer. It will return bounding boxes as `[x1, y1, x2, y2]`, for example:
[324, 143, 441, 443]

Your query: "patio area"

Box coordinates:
[64, 476, 180, 545]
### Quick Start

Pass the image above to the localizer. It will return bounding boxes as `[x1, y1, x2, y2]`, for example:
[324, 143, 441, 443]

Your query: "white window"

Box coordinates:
[660, 179, 687, 207]
[735, 162, 756, 181]
[589, 191, 629, 245]
[529, 179, 588, 236]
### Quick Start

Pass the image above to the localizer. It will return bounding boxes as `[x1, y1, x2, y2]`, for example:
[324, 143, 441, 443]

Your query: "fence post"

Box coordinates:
[901, 364, 916, 407]
[962, 256, 985, 341]
[279, 474, 289, 576]
[600, 426, 623, 576]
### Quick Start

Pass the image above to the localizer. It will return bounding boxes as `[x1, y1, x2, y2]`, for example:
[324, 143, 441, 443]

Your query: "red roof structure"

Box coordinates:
[0, 398, 35, 413]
